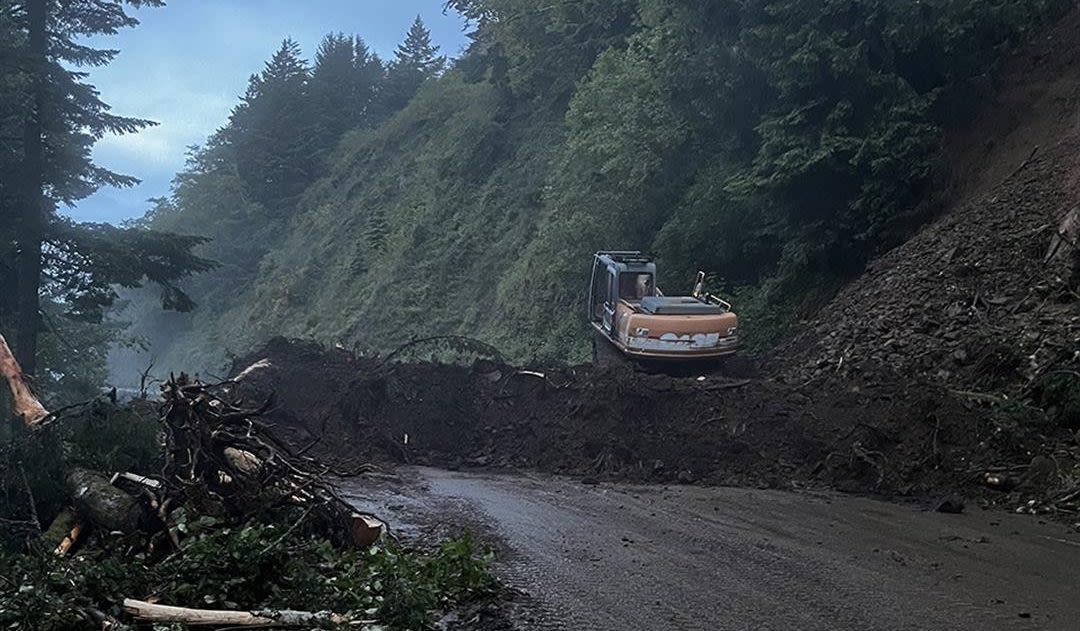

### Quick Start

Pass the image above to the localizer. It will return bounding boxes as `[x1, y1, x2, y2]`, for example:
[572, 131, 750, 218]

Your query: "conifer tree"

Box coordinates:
[309, 33, 384, 155]
[1, 0, 213, 374]
[228, 39, 312, 211]
[380, 16, 446, 115]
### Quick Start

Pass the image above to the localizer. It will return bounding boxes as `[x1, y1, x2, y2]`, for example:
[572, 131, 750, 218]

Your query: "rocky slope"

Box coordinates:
[778, 13, 1080, 407]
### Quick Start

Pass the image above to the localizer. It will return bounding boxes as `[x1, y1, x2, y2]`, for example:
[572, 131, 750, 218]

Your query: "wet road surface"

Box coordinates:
[343, 468, 1080, 630]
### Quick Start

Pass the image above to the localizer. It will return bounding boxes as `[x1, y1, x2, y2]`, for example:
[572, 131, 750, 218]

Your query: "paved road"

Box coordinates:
[344, 469, 1080, 630]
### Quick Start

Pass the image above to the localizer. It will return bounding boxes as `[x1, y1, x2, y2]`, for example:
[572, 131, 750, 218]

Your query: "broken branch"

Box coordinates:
[122, 599, 356, 627]
[0, 333, 48, 427]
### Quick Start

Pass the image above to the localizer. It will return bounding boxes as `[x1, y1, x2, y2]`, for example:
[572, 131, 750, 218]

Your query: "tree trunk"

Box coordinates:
[15, 0, 47, 375]
[67, 468, 147, 534]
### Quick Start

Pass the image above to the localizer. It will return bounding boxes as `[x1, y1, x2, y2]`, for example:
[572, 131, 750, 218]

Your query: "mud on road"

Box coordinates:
[343, 468, 1080, 631]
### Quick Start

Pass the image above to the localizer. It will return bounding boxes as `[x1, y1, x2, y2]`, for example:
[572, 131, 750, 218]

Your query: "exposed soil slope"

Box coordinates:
[778, 14, 1080, 398]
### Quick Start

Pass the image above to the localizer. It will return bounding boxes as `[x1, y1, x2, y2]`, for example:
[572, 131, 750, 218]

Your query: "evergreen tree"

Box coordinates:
[381, 16, 445, 114]
[228, 39, 313, 211]
[308, 33, 384, 157]
[0, 0, 213, 374]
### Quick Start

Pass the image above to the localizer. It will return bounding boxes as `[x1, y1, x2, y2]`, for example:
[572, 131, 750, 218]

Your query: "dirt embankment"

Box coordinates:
[778, 12, 1080, 398]
[229, 338, 1039, 505]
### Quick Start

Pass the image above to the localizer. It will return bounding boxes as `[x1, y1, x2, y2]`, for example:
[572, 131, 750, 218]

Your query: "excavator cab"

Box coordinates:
[588, 252, 657, 336]
[588, 251, 739, 364]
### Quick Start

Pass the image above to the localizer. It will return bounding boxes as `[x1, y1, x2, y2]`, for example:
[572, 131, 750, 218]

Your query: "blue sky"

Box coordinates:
[67, 1, 468, 225]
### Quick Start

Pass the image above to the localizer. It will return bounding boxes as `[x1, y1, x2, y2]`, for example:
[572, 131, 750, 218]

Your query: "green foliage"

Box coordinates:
[309, 33, 385, 155]
[121, 0, 1074, 372]
[0, 401, 163, 551]
[1036, 371, 1080, 430]
[0, 0, 216, 386]
[0, 526, 495, 630]
[382, 14, 447, 115]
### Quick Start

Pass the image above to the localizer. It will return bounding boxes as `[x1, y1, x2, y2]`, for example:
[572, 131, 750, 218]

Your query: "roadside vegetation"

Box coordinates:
[0, 396, 494, 630]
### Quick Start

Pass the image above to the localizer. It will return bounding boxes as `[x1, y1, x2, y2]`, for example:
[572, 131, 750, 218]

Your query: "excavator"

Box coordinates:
[587, 251, 739, 366]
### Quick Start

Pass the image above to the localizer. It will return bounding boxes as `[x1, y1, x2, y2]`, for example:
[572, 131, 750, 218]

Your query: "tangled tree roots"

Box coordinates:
[160, 373, 382, 548]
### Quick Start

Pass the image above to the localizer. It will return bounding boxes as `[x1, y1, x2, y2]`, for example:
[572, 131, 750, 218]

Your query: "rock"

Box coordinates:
[936, 495, 965, 514]
[982, 472, 1016, 492]
[1019, 455, 1057, 490]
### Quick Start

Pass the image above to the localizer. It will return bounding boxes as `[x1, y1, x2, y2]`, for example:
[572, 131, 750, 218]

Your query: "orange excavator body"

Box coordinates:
[587, 252, 739, 363]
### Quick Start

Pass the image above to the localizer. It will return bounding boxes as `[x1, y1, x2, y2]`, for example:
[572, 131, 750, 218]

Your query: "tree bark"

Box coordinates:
[0, 333, 48, 426]
[122, 599, 351, 627]
[67, 468, 147, 534]
[15, 0, 47, 375]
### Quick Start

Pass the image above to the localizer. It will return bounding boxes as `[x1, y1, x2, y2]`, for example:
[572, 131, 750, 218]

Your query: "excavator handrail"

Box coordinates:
[703, 293, 732, 311]
[596, 251, 655, 264]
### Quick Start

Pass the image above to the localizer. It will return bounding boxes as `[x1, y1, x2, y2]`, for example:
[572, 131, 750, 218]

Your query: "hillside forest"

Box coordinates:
[2, 2, 1080, 627]
[2, 0, 1076, 386]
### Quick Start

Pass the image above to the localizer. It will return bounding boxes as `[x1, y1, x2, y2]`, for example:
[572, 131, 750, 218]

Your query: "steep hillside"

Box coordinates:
[231, 79, 562, 355]
[779, 12, 1080, 416]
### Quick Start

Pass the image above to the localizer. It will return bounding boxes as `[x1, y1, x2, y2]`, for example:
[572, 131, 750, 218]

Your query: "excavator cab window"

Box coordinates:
[589, 259, 612, 323]
[619, 273, 654, 301]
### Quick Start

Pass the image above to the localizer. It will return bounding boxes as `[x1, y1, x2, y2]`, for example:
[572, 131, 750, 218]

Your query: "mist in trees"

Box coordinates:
[0, 0, 211, 396]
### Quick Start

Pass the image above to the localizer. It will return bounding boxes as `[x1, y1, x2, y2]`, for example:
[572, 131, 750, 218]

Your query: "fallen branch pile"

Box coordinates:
[0, 337, 383, 554]
[159, 373, 382, 547]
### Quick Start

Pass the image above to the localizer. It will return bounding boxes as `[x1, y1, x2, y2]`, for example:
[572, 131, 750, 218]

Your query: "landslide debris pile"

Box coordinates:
[777, 138, 1080, 400]
[768, 17, 1080, 507]
[233, 338, 1016, 499]
[778, 14, 1080, 402]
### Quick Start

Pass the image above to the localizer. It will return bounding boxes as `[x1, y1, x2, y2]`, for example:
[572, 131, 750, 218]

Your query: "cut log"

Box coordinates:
[55, 522, 82, 556]
[67, 468, 147, 534]
[350, 512, 385, 547]
[0, 333, 48, 426]
[42, 509, 83, 555]
[224, 447, 262, 475]
[122, 599, 352, 627]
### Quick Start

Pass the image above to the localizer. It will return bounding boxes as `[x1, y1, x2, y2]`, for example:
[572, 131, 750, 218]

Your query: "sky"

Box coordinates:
[66, 1, 469, 225]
